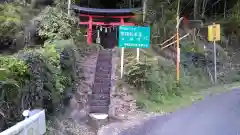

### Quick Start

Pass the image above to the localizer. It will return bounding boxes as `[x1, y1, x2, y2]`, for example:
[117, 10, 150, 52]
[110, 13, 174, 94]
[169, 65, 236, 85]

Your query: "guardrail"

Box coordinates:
[0, 110, 46, 135]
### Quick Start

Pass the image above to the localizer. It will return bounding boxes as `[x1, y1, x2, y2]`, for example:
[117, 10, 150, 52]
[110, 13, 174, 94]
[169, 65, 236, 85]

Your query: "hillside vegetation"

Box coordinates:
[122, 0, 240, 112]
[0, 1, 87, 131]
[0, 0, 240, 133]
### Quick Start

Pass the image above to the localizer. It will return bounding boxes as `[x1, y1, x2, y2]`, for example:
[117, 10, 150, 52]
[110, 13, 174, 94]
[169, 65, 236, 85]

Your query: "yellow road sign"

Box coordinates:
[208, 24, 220, 41]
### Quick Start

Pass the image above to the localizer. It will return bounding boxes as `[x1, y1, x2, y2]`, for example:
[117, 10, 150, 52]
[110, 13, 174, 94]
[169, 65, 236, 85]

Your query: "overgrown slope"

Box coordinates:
[0, 1, 86, 131]
[122, 0, 240, 112]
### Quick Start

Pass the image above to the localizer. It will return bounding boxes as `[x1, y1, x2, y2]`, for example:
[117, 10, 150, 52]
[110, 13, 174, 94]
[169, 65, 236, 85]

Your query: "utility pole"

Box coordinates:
[176, 0, 181, 84]
[224, 0, 226, 19]
[173, 0, 186, 85]
[129, 0, 132, 8]
[193, 0, 198, 20]
[143, 0, 147, 23]
[68, 0, 71, 15]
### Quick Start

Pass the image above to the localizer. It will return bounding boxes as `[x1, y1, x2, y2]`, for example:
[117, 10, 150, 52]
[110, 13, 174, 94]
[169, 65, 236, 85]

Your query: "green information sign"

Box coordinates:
[118, 26, 150, 48]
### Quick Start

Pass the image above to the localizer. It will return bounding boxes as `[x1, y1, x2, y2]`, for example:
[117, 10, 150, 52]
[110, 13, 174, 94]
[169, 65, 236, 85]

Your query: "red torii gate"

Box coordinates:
[71, 5, 140, 44]
[80, 14, 135, 44]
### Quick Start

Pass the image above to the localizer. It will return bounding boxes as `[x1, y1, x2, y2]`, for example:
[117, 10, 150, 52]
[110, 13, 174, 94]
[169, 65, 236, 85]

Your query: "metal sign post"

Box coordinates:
[137, 48, 140, 62]
[213, 40, 217, 83]
[121, 48, 124, 78]
[208, 23, 220, 84]
[118, 25, 150, 78]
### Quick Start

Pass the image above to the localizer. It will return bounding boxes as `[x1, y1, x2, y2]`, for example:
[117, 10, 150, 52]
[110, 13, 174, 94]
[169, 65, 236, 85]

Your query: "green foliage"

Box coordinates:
[21, 41, 78, 109]
[0, 57, 28, 81]
[0, 3, 24, 37]
[36, 6, 81, 41]
[0, 41, 81, 131]
[227, 1, 240, 22]
[181, 41, 205, 54]
[125, 63, 152, 88]
[0, 2, 39, 52]
[54, 0, 68, 9]
[220, 1, 240, 38]
[146, 0, 177, 43]
[125, 62, 210, 104]
[0, 56, 29, 130]
[0, 0, 86, 131]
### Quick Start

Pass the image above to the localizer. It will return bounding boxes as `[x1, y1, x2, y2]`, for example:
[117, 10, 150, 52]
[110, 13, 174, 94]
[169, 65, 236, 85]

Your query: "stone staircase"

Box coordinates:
[89, 49, 113, 114]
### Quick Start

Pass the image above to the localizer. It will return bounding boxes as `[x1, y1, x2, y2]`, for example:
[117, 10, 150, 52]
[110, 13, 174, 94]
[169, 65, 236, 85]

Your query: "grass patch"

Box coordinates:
[117, 48, 240, 114]
[135, 82, 240, 113]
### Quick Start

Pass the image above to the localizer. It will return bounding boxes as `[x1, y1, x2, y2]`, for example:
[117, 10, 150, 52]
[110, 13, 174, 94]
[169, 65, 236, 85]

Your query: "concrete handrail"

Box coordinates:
[0, 110, 46, 135]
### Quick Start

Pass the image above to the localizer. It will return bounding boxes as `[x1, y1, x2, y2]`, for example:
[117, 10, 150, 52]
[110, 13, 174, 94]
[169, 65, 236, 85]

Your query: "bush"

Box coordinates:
[0, 3, 24, 37]
[36, 6, 82, 42]
[0, 56, 29, 130]
[125, 62, 210, 104]
[125, 63, 152, 89]
[0, 3, 25, 51]
[0, 2, 85, 132]
[0, 41, 81, 131]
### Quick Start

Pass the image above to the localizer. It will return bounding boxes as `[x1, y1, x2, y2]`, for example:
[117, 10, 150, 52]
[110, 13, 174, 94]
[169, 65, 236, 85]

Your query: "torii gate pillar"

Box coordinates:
[87, 16, 93, 44]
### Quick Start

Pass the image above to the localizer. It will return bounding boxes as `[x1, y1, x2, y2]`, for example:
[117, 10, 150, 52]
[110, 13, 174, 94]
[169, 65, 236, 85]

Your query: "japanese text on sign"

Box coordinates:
[118, 26, 150, 48]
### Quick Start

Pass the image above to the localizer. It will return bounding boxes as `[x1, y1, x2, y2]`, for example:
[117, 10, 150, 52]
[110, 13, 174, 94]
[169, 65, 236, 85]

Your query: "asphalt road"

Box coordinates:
[118, 88, 240, 135]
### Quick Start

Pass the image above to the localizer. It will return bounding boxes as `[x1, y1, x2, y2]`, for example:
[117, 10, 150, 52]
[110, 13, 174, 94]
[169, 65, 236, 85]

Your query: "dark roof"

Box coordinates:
[71, 5, 142, 14]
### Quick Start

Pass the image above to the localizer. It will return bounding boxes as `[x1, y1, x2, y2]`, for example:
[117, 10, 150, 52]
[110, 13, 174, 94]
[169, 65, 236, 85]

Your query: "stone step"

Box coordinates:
[97, 61, 112, 65]
[94, 73, 111, 78]
[97, 61, 112, 64]
[97, 56, 112, 61]
[93, 80, 111, 86]
[94, 80, 111, 86]
[94, 77, 111, 83]
[98, 56, 112, 60]
[89, 50, 112, 114]
[98, 54, 112, 58]
[94, 72, 111, 77]
[98, 53, 112, 57]
[96, 63, 112, 67]
[94, 76, 111, 81]
[96, 64, 112, 68]
[99, 50, 112, 55]
[92, 91, 110, 95]
[95, 71, 112, 79]
[95, 66, 112, 72]
[90, 99, 110, 106]
[96, 61, 112, 67]
[89, 105, 109, 114]
[91, 94, 110, 100]
[96, 61, 112, 65]
[92, 86, 111, 94]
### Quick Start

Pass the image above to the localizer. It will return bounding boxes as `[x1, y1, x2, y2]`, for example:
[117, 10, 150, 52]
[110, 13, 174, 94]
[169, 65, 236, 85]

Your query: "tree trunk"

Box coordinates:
[201, 0, 208, 18]
[194, 0, 198, 19]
